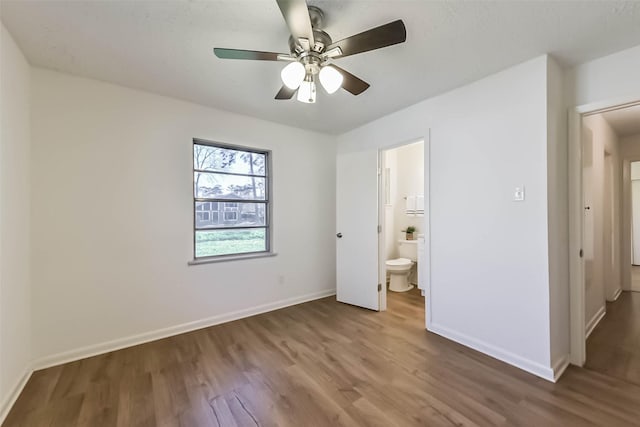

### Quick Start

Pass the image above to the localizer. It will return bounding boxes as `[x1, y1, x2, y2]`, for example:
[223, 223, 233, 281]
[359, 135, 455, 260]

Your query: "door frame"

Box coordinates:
[569, 96, 640, 366]
[377, 134, 431, 329]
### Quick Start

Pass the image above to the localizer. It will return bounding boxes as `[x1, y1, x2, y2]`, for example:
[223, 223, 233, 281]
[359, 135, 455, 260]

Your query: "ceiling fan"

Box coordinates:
[213, 0, 406, 104]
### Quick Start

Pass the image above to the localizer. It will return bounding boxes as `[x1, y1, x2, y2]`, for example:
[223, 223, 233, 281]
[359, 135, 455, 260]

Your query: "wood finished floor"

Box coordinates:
[586, 290, 640, 386]
[5, 288, 640, 427]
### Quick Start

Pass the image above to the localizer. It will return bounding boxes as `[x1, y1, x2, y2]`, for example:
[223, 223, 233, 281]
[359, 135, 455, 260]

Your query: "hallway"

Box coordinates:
[586, 291, 640, 386]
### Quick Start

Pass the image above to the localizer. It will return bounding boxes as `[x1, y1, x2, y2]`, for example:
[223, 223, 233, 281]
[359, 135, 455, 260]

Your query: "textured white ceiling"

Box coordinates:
[2, 0, 640, 134]
[602, 104, 640, 138]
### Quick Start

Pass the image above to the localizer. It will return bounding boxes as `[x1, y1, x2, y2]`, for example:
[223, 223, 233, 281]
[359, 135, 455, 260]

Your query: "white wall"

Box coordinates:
[630, 160, 640, 180]
[338, 56, 556, 379]
[393, 142, 424, 240]
[631, 162, 640, 264]
[0, 23, 32, 419]
[384, 141, 425, 262]
[582, 114, 620, 327]
[383, 149, 397, 260]
[620, 133, 640, 291]
[30, 69, 337, 365]
[565, 44, 640, 108]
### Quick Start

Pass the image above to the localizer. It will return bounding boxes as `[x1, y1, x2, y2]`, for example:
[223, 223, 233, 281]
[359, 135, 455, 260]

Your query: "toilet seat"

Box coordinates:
[386, 257, 412, 267]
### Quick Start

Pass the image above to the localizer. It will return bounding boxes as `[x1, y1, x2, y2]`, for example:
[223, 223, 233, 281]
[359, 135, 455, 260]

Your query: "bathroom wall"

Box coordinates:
[384, 141, 424, 260]
[394, 142, 425, 241]
[384, 149, 398, 259]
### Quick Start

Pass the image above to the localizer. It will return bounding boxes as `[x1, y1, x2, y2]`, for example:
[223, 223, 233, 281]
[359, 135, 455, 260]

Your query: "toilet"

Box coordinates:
[386, 239, 418, 292]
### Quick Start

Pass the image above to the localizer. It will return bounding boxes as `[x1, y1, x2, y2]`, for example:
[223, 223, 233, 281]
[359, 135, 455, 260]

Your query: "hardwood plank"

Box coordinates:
[586, 290, 640, 386]
[5, 287, 640, 426]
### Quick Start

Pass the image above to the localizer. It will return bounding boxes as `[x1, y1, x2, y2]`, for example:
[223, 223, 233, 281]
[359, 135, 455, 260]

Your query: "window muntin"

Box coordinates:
[224, 211, 238, 221]
[193, 140, 270, 259]
[193, 172, 266, 200]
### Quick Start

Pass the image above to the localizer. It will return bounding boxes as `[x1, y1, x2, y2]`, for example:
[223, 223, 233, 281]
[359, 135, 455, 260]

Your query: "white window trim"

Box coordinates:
[190, 138, 274, 263]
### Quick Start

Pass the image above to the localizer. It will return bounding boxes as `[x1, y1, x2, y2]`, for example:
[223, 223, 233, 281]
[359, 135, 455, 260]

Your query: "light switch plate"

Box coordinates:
[514, 186, 525, 201]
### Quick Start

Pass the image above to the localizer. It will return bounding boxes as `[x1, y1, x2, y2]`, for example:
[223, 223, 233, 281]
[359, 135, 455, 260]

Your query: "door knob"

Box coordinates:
[336, 233, 343, 238]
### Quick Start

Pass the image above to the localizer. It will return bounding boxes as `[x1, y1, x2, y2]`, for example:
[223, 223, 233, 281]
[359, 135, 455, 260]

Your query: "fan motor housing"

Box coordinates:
[288, 29, 332, 56]
[287, 6, 332, 56]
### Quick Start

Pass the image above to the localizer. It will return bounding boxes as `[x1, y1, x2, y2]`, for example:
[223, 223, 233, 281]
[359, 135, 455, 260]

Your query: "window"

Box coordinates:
[224, 211, 238, 221]
[193, 140, 270, 259]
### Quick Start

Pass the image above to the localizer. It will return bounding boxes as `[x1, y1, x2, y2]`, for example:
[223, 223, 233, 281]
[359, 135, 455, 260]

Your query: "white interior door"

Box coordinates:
[336, 149, 380, 311]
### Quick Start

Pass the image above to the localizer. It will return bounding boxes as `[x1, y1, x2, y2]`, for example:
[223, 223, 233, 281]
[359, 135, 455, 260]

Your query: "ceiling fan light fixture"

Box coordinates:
[281, 61, 305, 89]
[297, 75, 316, 103]
[319, 65, 343, 94]
[213, 4, 406, 102]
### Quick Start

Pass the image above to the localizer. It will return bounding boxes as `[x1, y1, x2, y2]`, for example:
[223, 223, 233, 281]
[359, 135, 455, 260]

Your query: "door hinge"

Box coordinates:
[579, 249, 584, 258]
[378, 283, 382, 292]
[377, 168, 381, 176]
[377, 225, 382, 233]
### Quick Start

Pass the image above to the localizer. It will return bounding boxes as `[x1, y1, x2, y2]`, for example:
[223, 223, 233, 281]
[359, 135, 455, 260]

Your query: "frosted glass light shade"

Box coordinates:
[319, 66, 343, 94]
[297, 79, 316, 103]
[280, 62, 305, 89]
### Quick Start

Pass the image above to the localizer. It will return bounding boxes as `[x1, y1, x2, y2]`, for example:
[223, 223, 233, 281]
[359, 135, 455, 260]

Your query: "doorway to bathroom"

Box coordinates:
[378, 140, 427, 317]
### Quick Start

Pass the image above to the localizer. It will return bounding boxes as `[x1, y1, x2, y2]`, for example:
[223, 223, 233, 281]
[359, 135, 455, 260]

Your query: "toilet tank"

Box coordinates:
[397, 239, 418, 261]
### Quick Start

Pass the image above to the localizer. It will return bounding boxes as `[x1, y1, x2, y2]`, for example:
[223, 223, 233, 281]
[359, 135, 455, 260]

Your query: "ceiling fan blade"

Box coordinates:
[213, 48, 286, 61]
[275, 0, 315, 48]
[332, 65, 370, 95]
[326, 20, 406, 59]
[275, 85, 297, 100]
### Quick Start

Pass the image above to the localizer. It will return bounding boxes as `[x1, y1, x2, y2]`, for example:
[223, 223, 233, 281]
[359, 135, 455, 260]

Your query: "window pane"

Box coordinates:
[194, 144, 266, 176]
[194, 172, 266, 200]
[195, 228, 266, 257]
[195, 202, 266, 229]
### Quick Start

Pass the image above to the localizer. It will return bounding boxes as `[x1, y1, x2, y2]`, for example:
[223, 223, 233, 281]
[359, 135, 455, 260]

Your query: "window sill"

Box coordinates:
[188, 252, 277, 266]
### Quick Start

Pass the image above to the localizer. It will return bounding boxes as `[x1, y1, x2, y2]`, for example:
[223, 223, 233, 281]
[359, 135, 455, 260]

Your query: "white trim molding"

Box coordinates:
[585, 306, 606, 339]
[568, 108, 587, 367]
[430, 323, 556, 382]
[0, 368, 32, 425]
[552, 354, 571, 382]
[33, 289, 336, 370]
[610, 287, 623, 302]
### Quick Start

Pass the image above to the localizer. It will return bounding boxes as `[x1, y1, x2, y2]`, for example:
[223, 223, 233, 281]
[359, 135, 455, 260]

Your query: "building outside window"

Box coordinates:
[193, 140, 271, 259]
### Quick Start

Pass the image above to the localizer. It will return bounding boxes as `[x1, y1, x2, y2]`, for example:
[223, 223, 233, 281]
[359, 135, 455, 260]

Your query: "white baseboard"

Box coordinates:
[552, 354, 571, 382]
[429, 322, 555, 382]
[33, 289, 336, 370]
[0, 367, 32, 425]
[585, 306, 606, 339]
[610, 288, 623, 301]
